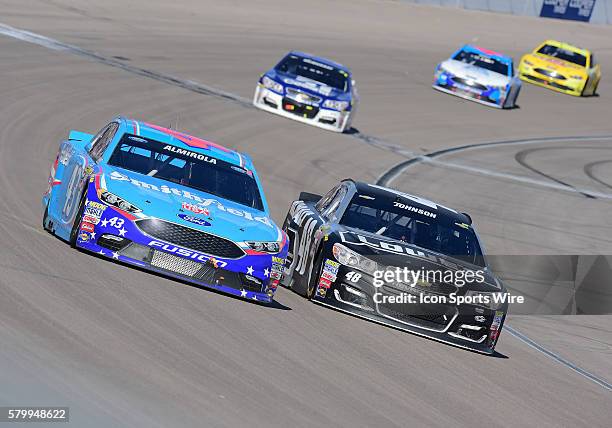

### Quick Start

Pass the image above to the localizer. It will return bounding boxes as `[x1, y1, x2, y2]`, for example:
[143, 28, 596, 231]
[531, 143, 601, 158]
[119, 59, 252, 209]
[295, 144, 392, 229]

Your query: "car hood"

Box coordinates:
[101, 167, 281, 243]
[336, 228, 502, 291]
[440, 59, 511, 87]
[269, 70, 350, 101]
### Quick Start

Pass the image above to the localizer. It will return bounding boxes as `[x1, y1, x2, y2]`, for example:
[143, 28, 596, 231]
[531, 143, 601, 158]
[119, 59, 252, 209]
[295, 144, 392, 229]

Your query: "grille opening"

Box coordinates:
[136, 219, 244, 259]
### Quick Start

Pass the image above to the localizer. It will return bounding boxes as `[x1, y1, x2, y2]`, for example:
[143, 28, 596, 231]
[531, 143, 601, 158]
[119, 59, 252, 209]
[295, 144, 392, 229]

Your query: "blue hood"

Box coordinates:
[267, 70, 351, 102]
[102, 167, 280, 243]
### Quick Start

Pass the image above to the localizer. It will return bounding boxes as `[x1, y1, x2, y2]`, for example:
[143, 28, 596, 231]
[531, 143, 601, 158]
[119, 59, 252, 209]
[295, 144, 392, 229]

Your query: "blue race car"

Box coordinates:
[42, 117, 288, 302]
[433, 45, 521, 109]
[253, 51, 358, 133]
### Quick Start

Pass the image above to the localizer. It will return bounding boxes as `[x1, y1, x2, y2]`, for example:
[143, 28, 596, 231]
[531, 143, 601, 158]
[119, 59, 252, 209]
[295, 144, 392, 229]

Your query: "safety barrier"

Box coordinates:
[402, 1, 612, 25]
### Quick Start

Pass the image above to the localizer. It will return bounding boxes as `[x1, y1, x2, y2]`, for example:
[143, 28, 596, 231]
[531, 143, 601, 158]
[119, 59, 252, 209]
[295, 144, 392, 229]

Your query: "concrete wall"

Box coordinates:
[404, 0, 612, 25]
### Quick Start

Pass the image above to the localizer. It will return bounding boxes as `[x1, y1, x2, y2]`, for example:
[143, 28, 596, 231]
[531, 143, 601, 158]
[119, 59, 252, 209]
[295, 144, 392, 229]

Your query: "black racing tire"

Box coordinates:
[580, 78, 589, 97]
[306, 250, 324, 300]
[42, 205, 51, 233]
[69, 191, 88, 248]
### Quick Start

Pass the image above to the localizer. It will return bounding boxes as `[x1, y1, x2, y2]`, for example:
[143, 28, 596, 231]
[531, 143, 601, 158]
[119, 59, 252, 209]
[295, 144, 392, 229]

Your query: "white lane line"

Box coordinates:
[0, 22, 253, 107]
[378, 136, 612, 200]
[505, 325, 612, 392]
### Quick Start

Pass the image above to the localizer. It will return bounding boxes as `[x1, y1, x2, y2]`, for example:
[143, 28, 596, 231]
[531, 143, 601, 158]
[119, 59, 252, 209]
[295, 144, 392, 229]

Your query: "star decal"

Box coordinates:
[112, 252, 119, 260]
[90, 232, 96, 240]
[240, 289, 247, 297]
[100, 218, 109, 227]
[252, 295, 258, 301]
[118, 227, 127, 237]
[97, 249, 105, 256]
[246, 266, 254, 275]
[263, 268, 269, 278]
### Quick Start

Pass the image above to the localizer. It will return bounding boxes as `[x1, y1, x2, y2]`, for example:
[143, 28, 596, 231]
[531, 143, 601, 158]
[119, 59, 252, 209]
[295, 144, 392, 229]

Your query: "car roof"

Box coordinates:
[349, 180, 472, 225]
[287, 51, 350, 73]
[537, 39, 591, 56]
[118, 117, 254, 170]
[458, 45, 513, 65]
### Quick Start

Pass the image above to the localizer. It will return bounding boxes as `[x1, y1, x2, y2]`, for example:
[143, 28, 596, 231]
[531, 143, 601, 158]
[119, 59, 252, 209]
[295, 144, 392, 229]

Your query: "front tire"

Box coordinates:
[69, 192, 87, 248]
[42, 205, 52, 233]
[306, 251, 324, 300]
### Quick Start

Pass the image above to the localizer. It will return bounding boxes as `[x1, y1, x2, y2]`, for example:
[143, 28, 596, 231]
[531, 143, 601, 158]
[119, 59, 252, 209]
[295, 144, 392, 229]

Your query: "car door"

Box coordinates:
[57, 122, 118, 227]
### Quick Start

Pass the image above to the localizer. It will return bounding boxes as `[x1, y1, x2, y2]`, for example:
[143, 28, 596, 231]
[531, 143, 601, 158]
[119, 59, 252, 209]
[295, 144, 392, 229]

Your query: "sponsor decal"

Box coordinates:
[339, 231, 474, 273]
[80, 222, 95, 232]
[82, 215, 100, 225]
[110, 171, 272, 228]
[148, 241, 228, 267]
[318, 278, 332, 288]
[86, 201, 107, 210]
[475, 315, 486, 323]
[491, 311, 504, 331]
[270, 271, 282, 280]
[84, 207, 104, 218]
[162, 145, 217, 163]
[321, 270, 336, 281]
[182, 202, 210, 216]
[317, 285, 327, 298]
[272, 256, 285, 264]
[78, 232, 90, 242]
[177, 213, 211, 227]
[325, 259, 340, 269]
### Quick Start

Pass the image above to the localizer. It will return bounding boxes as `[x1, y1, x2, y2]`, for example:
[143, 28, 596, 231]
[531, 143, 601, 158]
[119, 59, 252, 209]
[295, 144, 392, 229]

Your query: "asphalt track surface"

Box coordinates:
[0, 1, 611, 426]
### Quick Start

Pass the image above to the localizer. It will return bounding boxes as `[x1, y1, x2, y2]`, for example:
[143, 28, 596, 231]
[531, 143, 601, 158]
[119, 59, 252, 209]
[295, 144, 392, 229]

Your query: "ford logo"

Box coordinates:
[177, 213, 211, 227]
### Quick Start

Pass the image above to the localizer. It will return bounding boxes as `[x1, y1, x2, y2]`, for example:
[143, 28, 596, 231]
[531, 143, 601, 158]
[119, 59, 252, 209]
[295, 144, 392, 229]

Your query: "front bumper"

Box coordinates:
[519, 70, 582, 96]
[253, 85, 352, 133]
[75, 197, 283, 303]
[432, 82, 504, 109]
[312, 261, 507, 354]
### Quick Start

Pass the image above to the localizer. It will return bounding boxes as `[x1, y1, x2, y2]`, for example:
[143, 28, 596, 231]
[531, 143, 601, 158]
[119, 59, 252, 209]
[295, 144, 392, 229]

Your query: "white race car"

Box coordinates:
[254, 51, 358, 132]
[433, 45, 521, 109]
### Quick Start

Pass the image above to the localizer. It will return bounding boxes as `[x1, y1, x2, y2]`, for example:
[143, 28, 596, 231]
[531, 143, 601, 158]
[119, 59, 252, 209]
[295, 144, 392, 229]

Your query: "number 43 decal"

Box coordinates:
[101, 216, 124, 228]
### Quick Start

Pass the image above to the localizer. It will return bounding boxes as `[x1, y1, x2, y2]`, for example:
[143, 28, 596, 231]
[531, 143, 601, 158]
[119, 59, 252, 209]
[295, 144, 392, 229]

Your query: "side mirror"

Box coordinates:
[299, 192, 322, 203]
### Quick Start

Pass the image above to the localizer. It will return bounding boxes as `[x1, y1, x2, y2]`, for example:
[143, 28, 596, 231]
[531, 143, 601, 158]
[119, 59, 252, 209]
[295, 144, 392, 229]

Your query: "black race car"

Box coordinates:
[280, 180, 508, 354]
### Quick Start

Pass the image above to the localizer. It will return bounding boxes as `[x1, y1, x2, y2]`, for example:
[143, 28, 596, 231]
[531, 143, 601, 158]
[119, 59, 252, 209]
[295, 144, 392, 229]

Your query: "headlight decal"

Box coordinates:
[332, 243, 377, 274]
[262, 76, 283, 94]
[322, 99, 349, 111]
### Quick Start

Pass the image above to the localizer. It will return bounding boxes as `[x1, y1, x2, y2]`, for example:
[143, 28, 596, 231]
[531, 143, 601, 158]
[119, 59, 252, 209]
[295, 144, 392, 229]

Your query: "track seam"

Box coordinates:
[505, 325, 612, 392]
[376, 135, 612, 199]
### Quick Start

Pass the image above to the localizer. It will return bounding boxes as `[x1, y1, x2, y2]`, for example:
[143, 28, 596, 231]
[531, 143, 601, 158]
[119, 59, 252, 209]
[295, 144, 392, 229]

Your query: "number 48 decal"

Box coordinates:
[345, 272, 362, 283]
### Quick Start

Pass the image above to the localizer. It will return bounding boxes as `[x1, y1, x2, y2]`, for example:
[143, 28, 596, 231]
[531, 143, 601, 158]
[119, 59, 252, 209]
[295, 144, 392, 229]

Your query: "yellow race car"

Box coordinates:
[518, 40, 600, 96]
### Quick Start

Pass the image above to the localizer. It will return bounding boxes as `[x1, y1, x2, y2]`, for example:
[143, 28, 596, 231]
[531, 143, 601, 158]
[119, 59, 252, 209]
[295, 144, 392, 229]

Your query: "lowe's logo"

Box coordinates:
[178, 213, 211, 227]
[148, 241, 229, 267]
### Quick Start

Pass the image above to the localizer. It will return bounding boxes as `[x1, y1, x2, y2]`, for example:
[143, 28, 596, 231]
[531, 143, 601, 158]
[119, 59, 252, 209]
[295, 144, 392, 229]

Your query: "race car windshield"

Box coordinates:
[537, 44, 587, 67]
[453, 50, 509, 76]
[108, 134, 264, 210]
[340, 195, 485, 266]
[276, 54, 348, 91]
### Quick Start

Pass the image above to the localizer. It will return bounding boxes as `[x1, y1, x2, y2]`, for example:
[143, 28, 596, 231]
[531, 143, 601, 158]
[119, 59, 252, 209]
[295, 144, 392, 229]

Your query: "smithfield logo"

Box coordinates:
[109, 170, 273, 227]
[178, 213, 211, 227]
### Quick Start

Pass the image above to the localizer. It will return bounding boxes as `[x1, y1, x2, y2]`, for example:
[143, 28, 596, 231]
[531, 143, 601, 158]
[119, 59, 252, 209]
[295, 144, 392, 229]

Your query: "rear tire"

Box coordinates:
[69, 192, 88, 248]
